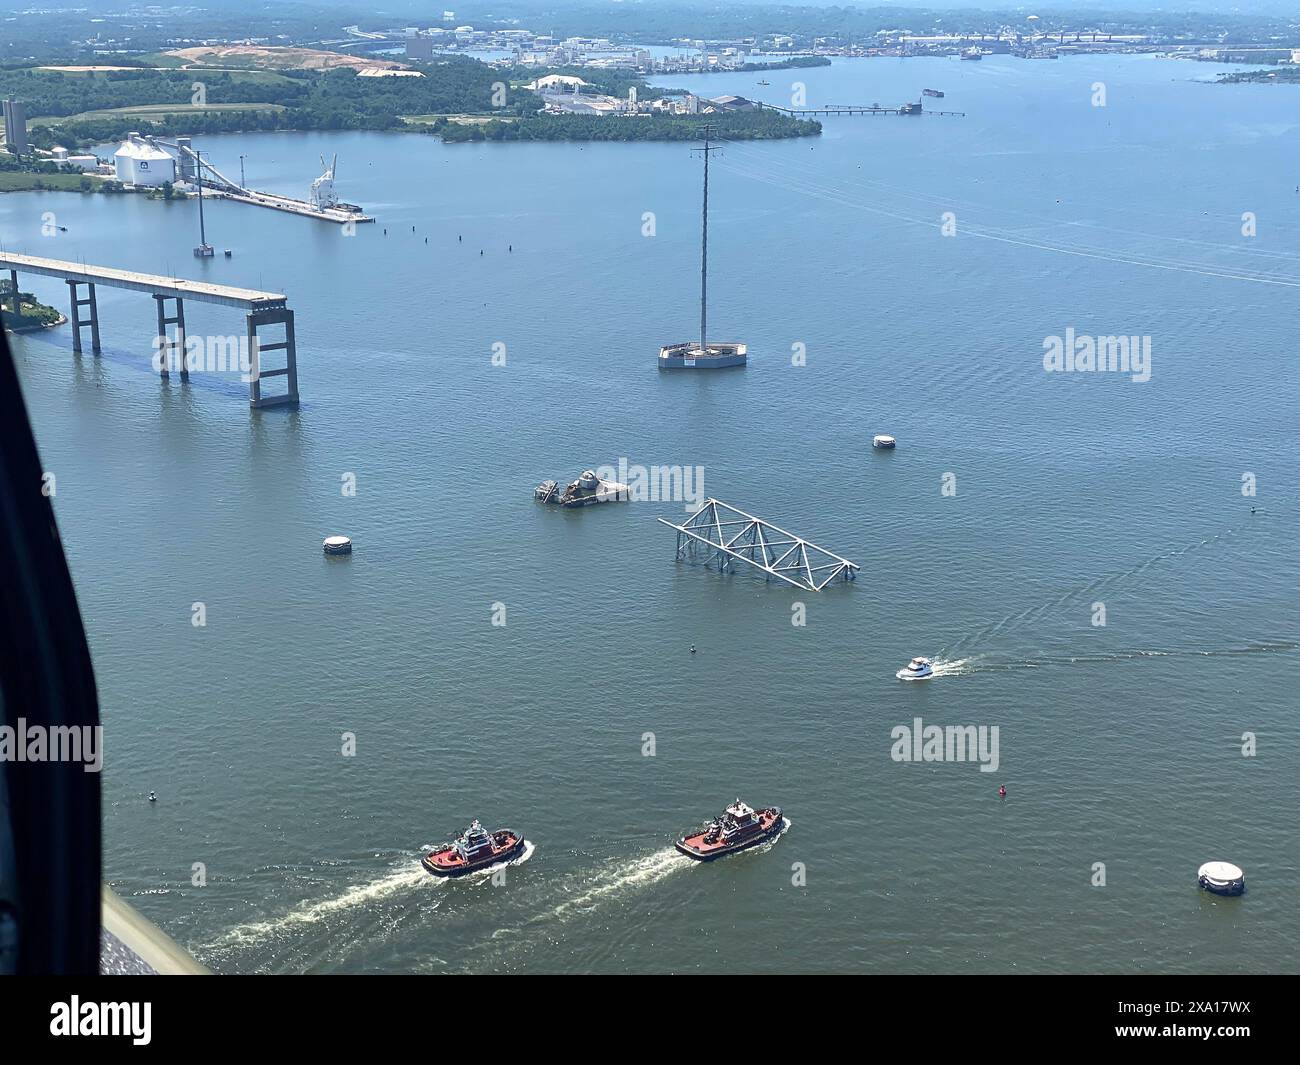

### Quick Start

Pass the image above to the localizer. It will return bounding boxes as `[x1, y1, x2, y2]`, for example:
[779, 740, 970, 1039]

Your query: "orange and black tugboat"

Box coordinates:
[421, 819, 525, 877]
[675, 799, 785, 860]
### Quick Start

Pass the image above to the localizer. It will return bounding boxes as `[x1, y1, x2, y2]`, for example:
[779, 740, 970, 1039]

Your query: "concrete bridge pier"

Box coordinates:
[152, 293, 187, 380]
[247, 307, 298, 409]
[0, 251, 297, 409]
[5, 269, 19, 318]
[66, 279, 102, 355]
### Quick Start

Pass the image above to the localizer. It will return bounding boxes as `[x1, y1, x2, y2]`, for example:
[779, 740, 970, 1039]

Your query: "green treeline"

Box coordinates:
[0, 291, 64, 329]
[15, 54, 535, 126]
[739, 57, 832, 72]
[19, 57, 539, 144]
[1218, 67, 1300, 83]
[503, 64, 666, 103]
[17, 54, 820, 149]
[0, 68, 301, 116]
[437, 110, 820, 143]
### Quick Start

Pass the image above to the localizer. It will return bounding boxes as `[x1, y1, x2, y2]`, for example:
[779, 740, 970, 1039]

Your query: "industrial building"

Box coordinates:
[708, 95, 759, 112]
[2, 96, 29, 156]
[406, 37, 435, 60]
[112, 133, 176, 187]
[49, 146, 100, 171]
[526, 74, 589, 92]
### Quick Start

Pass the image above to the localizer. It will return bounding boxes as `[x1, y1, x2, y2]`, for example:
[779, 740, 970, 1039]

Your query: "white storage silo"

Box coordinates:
[113, 133, 176, 187]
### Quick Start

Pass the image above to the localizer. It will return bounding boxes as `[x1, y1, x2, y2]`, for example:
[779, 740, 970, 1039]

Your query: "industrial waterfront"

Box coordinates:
[3, 54, 1298, 974]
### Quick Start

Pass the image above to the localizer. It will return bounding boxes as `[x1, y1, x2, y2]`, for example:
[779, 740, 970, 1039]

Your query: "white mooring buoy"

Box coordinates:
[1197, 861, 1245, 896]
[323, 535, 353, 556]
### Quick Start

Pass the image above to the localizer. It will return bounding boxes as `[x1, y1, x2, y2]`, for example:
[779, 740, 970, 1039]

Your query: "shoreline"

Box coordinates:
[2, 310, 68, 333]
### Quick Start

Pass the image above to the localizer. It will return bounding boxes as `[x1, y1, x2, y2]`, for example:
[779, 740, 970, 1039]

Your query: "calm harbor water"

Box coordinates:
[4, 54, 1298, 974]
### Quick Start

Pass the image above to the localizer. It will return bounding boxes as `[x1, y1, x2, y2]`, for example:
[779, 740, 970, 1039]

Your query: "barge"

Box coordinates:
[535, 469, 630, 507]
[658, 341, 747, 369]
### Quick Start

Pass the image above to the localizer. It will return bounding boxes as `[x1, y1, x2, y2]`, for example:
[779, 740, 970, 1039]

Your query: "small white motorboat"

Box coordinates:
[896, 656, 934, 681]
[1197, 861, 1245, 896]
[872, 434, 896, 449]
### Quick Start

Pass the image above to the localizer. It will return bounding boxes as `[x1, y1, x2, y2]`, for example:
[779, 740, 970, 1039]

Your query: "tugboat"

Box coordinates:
[896, 656, 934, 681]
[675, 799, 785, 860]
[534, 468, 630, 507]
[421, 819, 526, 877]
[960, 47, 983, 61]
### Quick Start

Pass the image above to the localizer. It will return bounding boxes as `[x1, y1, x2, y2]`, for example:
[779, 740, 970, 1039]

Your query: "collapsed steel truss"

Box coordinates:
[657, 498, 858, 591]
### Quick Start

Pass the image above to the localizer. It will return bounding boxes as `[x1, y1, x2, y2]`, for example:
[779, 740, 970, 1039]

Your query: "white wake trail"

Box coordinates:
[208, 861, 438, 949]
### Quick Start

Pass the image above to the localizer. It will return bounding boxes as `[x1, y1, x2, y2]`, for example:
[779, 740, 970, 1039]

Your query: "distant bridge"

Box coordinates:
[0, 251, 298, 408]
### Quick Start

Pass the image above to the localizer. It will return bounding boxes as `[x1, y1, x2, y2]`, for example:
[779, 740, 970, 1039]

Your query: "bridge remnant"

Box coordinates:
[0, 251, 298, 408]
[657, 498, 858, 591]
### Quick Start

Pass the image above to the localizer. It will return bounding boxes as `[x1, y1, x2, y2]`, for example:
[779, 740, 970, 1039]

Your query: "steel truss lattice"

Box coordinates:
[657, 498, 858, 591]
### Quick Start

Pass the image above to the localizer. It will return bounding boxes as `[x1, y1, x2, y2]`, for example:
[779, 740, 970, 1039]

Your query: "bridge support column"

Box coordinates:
[246, 306, 298, 409]
[5, 270, 20, 317]
[66, 279, 102, 355]
[152, 294, 187, 380]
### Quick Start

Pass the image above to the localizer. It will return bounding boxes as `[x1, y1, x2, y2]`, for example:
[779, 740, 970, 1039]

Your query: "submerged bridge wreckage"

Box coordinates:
[657, 498, 858, 592]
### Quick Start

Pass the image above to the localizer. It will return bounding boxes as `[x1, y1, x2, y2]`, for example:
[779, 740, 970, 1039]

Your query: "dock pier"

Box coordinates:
[207, 188, 374, 226]
[759, 102, 966, 118]
[0, 251, 299, 408]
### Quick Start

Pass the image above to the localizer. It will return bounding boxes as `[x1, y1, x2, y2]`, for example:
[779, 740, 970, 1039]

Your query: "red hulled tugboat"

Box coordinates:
[421, 819, 525, 877]
[675, 799, 785, 861]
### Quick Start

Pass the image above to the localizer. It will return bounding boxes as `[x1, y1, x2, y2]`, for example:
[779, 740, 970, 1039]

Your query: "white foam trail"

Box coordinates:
[929, 657, 978, 678]
[209, 861, 437, 949]
[750, 818, 793, 855]
[546, 847, 690, 923]
[912, 644, 1297, 678]
[936, 518, 1268, 661]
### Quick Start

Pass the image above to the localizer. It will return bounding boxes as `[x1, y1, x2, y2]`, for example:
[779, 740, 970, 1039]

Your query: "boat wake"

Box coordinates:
[924, 657, 980, 678]
[933, 515, 1274, 663]
[208, 838, 541, 950]
[916, 643, 1297, 676]
[207, 859, 439, 950]
[540, 847, 692, 924]
[751, 817, 793, 855]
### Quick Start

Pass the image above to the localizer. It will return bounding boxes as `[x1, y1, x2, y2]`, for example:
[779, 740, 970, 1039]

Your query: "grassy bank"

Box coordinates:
[0, 170, 99, 193]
